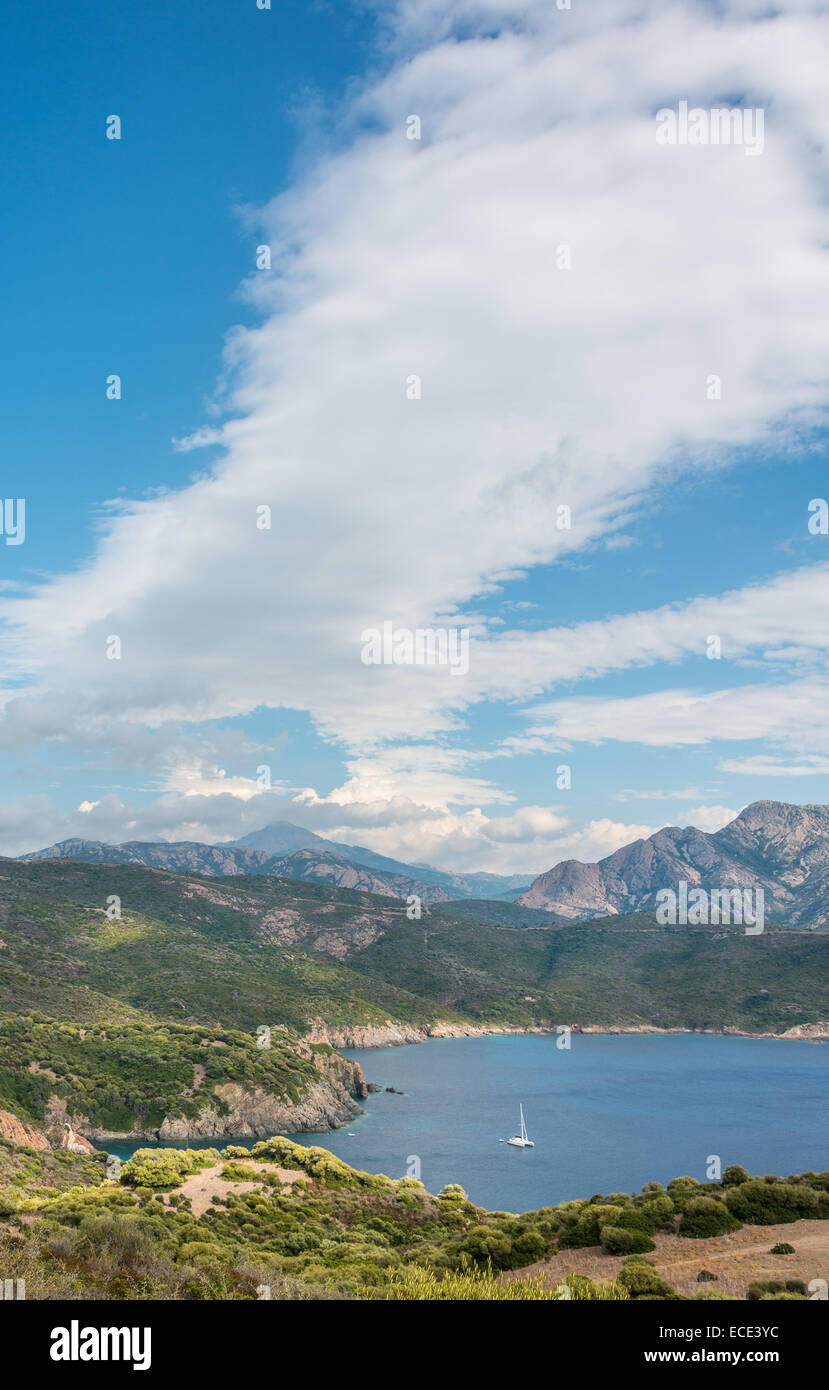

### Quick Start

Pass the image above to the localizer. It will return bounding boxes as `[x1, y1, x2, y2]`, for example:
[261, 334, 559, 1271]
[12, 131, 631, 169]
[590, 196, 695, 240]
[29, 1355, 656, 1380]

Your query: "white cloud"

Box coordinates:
[2, 1, 829, 863]
[3, 3, 829, 740]
[483, 564, 829, 710]
[718, 755, 829, 776]
[612, 787, 711, 802]
[171, 427, 224, 453]
[543, 818, 656, 864]
[514, 680, 829, 754]
[0, 785, 567, 875]
[675, 804, 740, 833]
[159, 762, 292, 801]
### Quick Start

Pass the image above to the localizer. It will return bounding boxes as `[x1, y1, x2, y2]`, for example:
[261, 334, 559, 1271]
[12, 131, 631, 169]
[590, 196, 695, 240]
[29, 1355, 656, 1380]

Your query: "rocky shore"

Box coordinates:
[305, 1018, 829, 1048]
[576, 1021, 829, 1041]
[0, 1049, 369, 1152]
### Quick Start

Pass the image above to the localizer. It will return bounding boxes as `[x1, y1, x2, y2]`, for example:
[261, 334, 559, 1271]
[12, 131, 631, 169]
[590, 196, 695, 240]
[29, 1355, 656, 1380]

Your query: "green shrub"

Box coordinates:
[637, 1194, 675, 1232]
[385, 1260, 628, 1300]
[748, 1279, 807, 1300]
[560, 1204, 624, 1248]
[600, 1225, 655, 1256]
[121, 1148, 219, 1191]
[667, 1176, 701, 1194]
[679, 1196, 742, 1239]
[618, 1258, 678, 1300]
[770, 1243, 795, 1255]
[615, 1207, 655, 1234]
[725, 1181, 819, 1226]
[722, 1164, 750, 1187]
[697, 1269, 718, 1282]
[509, 1226, 547, 1263]
[178, 1241, 222, 1263]
[453, 1225, 513, 1269]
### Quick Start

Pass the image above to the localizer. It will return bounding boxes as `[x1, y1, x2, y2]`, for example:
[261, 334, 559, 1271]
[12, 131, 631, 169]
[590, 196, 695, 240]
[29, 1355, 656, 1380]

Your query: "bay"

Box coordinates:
[107, 1033, 829, 1212]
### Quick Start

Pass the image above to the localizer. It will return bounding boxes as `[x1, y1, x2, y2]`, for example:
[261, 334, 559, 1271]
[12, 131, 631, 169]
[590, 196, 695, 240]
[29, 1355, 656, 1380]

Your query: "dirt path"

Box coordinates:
[170, 1161, 310, 1218]
[510, 1220, 829, 1299]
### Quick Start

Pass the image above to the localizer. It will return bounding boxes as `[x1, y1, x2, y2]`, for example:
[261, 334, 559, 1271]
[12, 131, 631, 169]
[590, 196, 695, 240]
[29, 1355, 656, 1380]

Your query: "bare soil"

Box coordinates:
[169, 1160, 310, 1218]
[510, 1219, 829, 1299]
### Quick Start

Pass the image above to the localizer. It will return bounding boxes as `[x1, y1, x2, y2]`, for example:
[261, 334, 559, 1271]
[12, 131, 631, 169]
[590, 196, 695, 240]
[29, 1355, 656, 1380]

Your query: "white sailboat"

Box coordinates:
[507, 1103, 534, 1148]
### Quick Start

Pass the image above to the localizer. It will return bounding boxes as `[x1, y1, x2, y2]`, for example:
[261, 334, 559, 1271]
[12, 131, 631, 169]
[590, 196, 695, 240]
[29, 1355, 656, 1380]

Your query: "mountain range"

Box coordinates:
[20, 799, 829, 929]
[520, 800, 829, 930]
[21, 821, 533, 905]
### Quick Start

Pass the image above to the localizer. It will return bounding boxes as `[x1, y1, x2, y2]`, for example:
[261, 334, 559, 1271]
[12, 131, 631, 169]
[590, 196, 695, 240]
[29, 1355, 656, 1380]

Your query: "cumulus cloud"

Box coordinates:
[0, 786, 571, 875]
[541, 818, 657, 864]
[675, 803, 741, 833]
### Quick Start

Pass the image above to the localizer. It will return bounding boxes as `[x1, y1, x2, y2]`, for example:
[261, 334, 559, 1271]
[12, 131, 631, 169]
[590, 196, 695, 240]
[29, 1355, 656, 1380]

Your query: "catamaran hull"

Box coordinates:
[507, 1138, 534, 1147]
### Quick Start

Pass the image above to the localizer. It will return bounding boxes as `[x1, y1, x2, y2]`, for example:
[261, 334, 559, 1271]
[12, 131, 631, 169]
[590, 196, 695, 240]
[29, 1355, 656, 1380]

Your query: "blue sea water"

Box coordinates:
[107, 1034, 829, 1212]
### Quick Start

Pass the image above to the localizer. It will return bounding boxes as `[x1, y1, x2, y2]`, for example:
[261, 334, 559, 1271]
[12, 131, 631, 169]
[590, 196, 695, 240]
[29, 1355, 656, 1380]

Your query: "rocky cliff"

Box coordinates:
[89, 1046, 367, 1142]
[0, 1107, 51, 1150]
[2, 1048, 368, 1148]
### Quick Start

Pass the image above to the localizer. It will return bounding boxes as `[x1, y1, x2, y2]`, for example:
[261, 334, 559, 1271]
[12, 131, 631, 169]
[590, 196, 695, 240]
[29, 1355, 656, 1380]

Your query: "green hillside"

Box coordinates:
[0, 858, 825, 1142]
[0, 858, 826, 1035]
[0, 1136, 825, 1300]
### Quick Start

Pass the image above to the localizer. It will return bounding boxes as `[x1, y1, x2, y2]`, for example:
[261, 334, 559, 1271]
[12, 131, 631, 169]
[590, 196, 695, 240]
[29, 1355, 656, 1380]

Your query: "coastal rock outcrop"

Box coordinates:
[60, 1124, 97, 1155]
[0, 1107, 50, 1150]
[0, 1101, 98, 1153]
[779, 1021, 829, 1040]
[154, 1077, 362, 1141]
[0, 1038, 370, 1148]
[59, 1047, 370, 1143]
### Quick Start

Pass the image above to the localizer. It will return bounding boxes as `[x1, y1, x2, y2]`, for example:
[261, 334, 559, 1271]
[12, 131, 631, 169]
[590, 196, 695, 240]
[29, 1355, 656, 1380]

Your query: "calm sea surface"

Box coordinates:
[108, 1034, 829, 1211]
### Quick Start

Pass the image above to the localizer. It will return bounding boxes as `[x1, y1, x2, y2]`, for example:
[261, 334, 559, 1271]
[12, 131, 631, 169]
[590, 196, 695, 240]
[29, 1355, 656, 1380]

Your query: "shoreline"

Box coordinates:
[306, 1018, 829, 1048]
[5, 1020, 824, 1154]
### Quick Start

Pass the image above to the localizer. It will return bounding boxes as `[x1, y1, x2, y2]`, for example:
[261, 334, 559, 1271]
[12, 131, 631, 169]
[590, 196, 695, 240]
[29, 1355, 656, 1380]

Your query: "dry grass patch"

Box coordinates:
[512, 1219, 829, 1299]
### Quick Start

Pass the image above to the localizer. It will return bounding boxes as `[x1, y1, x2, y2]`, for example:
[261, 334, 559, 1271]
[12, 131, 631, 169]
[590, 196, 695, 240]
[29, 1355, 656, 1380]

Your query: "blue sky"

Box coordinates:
[3, 0, 829, 872]
[1, 0, 376, 568]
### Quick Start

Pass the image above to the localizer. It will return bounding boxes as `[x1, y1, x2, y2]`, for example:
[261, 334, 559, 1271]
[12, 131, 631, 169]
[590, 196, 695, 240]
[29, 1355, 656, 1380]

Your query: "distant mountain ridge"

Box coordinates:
[21, 824, 534, 905]
[25, 801, 829, 925]
[233, 823, 533, 897]
[520, 800, 829, 930]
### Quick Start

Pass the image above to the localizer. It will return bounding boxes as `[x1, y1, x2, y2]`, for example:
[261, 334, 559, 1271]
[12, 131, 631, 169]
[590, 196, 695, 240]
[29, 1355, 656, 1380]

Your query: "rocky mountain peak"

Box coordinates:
[520, 800, 829, 929]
